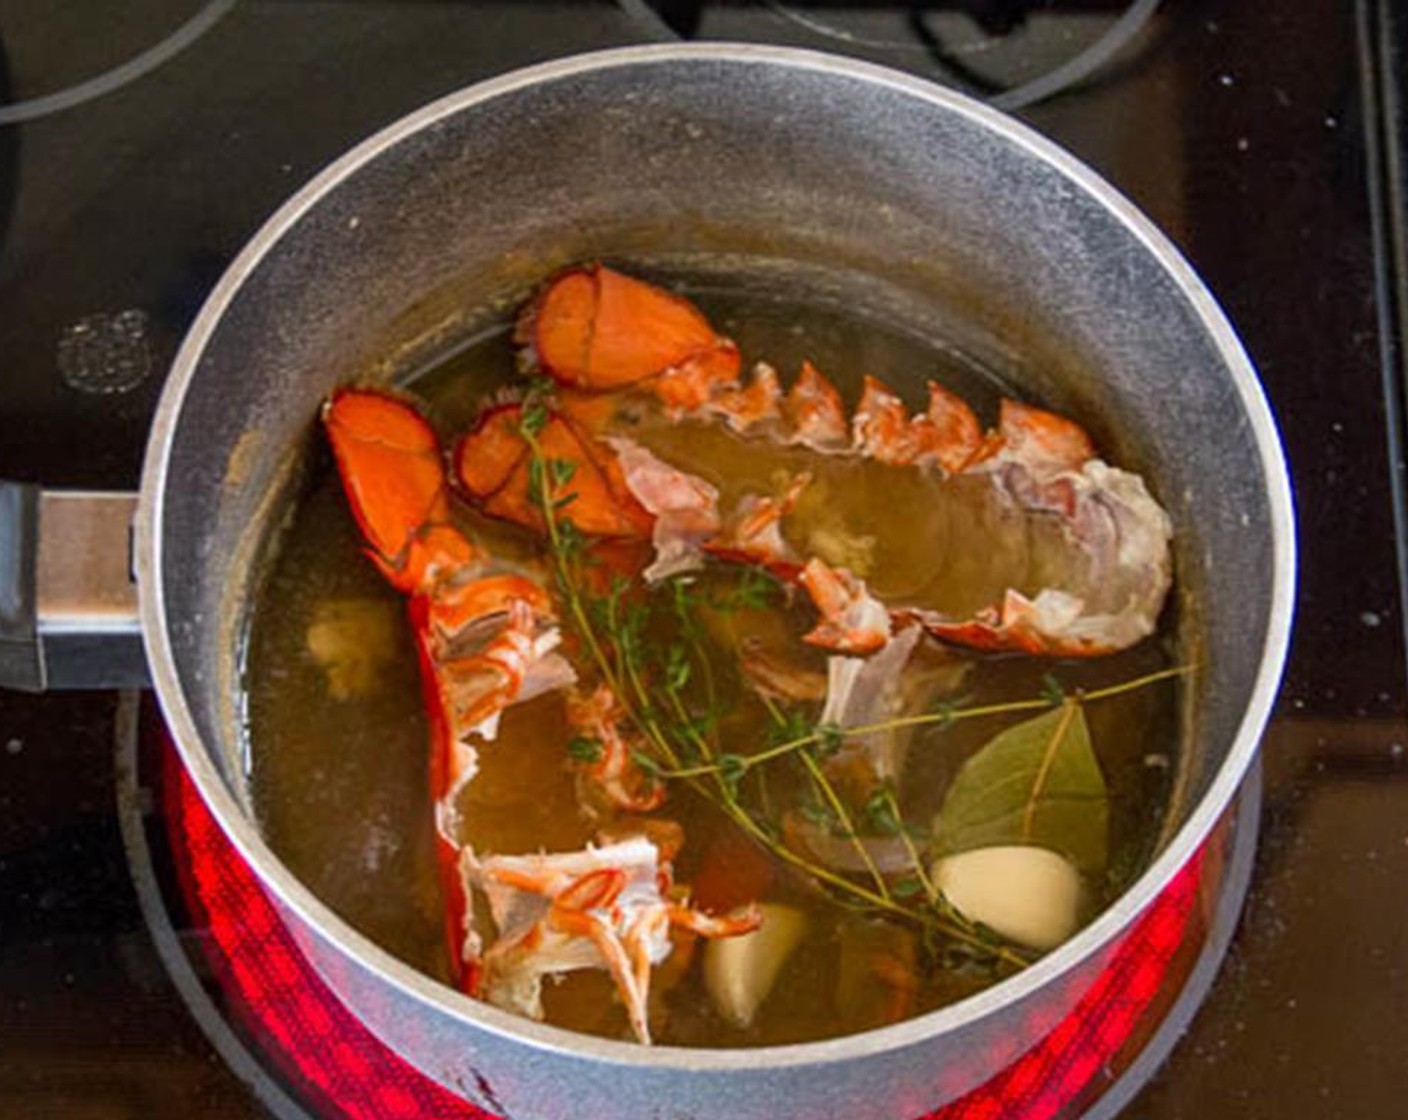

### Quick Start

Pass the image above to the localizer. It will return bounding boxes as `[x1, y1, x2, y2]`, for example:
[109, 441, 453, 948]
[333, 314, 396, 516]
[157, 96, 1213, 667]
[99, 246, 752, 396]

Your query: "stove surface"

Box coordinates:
[2, 2, 1406, 1118]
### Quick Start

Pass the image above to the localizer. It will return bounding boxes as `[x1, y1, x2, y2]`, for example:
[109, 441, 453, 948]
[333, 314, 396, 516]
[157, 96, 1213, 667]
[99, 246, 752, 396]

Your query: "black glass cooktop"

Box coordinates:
[2, 2, 1406, 1117]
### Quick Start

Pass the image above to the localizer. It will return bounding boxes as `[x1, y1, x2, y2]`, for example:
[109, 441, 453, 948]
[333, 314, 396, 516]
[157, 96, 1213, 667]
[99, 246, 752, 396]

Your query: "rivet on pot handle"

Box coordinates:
[0, 481, 148, 691]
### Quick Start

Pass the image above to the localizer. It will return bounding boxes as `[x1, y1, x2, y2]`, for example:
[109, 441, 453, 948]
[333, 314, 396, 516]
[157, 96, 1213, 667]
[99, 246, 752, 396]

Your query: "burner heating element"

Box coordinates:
[119, 711, 1255, 1120]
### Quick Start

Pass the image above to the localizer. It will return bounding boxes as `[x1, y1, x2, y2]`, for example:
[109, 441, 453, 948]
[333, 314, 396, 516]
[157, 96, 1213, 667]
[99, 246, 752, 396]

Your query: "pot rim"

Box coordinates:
[136, 42, 1296, 1071]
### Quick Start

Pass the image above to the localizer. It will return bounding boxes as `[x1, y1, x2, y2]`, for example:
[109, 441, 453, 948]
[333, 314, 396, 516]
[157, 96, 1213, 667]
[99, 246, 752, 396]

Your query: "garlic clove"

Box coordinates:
[703, 903, 808, 1029]
[931, 845, 1082, 951]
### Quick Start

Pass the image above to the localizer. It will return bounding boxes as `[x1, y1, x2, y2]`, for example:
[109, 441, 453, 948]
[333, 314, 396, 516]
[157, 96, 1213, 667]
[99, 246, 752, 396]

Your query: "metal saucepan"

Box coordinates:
[2, 45, 1294, 1120]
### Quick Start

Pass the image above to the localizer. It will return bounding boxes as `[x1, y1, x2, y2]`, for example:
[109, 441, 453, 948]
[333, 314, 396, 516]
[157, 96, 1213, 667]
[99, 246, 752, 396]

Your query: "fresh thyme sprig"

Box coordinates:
[517, 406, 1186, 972]
[656, 664, 1193, 783]
[518, 415, 683, 778]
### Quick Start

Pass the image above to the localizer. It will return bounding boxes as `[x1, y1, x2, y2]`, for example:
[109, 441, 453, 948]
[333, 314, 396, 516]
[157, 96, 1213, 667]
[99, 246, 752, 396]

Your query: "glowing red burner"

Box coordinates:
[164, 748, 1206, 1120]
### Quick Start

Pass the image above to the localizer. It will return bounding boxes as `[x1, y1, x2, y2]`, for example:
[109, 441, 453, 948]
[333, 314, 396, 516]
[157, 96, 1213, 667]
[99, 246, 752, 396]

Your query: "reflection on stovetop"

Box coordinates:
[621, 0, 1164, 111]
[1, 2, 1405, 1118]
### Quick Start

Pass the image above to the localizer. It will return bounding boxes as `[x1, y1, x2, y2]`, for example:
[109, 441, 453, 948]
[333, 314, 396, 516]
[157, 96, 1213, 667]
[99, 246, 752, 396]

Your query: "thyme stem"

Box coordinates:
[886, 788, 940, 906]
[798, 751, 892, 902]
[660, 662, 1193, 781]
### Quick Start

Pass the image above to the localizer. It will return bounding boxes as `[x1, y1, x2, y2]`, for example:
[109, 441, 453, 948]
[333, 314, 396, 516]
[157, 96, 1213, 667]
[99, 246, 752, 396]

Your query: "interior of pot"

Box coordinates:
[152, 48, 1276, 957]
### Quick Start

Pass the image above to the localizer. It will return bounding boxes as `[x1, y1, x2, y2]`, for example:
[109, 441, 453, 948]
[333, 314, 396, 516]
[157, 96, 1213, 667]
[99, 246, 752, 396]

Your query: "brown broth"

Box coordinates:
[243, 279, 1178, 1047]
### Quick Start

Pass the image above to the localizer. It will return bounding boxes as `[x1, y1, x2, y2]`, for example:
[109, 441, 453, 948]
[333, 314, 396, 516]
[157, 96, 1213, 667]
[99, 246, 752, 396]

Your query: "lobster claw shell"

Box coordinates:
[454, 402, 654, 538]
[322, 387, 479, 592]
[520, 264, 741, 404]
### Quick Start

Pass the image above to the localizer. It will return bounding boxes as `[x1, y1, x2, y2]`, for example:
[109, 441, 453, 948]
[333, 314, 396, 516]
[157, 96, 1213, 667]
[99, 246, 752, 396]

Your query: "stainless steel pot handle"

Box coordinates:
[0, 481, 147, 690]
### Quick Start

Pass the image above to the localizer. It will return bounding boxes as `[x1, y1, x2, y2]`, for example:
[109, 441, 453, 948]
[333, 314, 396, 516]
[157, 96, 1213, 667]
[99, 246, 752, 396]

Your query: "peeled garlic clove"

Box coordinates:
[703, 903, 807, 1029]
[931, 845, 1082, 951]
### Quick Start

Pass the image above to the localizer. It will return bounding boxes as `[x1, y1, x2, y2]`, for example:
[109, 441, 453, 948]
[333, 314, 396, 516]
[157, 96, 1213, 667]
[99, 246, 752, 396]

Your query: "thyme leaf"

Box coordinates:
[815, 721, 846, 758]
[892, 876, 924, 900]
[864, 787, 905, 837]
[567, 735, 604, 764]
[717, 753, 748, 794]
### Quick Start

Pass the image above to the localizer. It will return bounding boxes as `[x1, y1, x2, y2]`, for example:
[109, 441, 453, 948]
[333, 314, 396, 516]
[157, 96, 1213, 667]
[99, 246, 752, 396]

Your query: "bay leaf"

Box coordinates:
[931, 701, 1108, 874]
